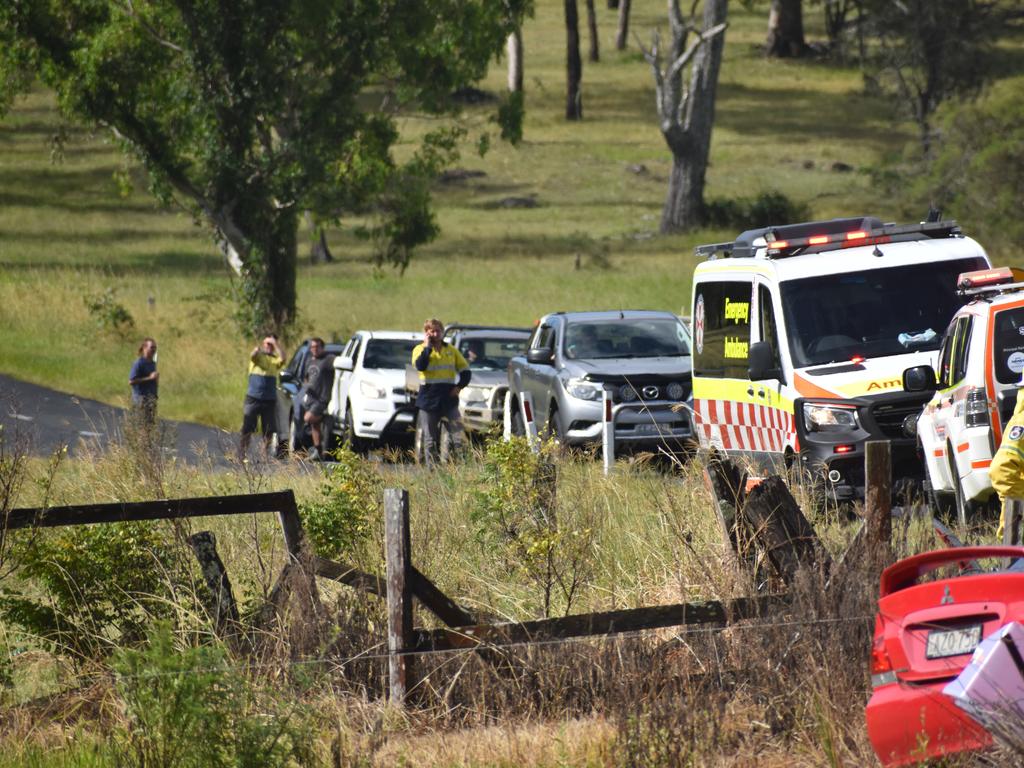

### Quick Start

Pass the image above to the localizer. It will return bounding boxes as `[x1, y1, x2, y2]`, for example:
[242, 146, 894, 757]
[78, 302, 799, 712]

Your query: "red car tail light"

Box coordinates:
[871, 617, 898, 688]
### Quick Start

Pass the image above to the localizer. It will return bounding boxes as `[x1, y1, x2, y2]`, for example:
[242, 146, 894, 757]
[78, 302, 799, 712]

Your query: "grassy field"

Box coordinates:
[0, 1, 938, 429]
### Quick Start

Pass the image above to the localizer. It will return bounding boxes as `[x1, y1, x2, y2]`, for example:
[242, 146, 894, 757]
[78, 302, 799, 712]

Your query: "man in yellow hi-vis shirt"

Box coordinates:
[989, 373, 1024, 541]
[412, 318, 471, 463]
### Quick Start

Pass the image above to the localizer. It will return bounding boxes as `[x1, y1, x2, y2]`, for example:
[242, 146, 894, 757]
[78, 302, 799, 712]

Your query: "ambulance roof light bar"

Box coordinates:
[957, 267, 1024, 298]
[695, 217, 962, 260]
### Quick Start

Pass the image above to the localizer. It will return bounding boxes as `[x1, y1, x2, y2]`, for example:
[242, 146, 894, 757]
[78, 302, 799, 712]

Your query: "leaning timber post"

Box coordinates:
[187, 531, 243, 652]
[864, 440, 892, 569]
[1003, 498, 1024, 547]
[385, 488, 414, 707]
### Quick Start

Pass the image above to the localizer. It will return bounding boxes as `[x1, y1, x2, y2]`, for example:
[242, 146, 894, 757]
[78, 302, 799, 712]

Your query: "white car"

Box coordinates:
[905, 266, 1024, 523]
[325, 330, 421, 450]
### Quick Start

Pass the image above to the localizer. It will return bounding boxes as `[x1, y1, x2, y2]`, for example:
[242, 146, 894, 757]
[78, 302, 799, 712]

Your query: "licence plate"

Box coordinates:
[926, 625, 982, 659]
[633, 423, 661, 435]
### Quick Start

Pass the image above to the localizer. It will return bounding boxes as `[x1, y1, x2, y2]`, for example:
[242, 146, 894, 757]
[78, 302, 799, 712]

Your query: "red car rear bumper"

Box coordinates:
[867, 680, 991, 766]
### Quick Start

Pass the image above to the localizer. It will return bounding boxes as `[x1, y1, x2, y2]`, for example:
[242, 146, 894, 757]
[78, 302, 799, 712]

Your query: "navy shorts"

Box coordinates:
[242, 396, 277, 436]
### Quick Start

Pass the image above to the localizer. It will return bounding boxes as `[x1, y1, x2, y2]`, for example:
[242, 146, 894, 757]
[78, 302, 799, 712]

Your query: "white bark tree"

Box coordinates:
[642, 0, 728, 233]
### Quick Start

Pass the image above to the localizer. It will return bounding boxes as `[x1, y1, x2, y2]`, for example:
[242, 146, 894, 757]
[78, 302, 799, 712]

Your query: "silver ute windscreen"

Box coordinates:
[780, 257, 988, 368]
[564, 318, 691, 360]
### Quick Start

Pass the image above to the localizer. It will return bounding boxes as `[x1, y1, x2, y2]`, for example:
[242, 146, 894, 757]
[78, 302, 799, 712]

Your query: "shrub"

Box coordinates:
[1, 521, 185, 663]
[112, 622, 315, 768]
[299, 443, 381, 562]
[473, 438, 595, 617]
[704, 190, 811, 230]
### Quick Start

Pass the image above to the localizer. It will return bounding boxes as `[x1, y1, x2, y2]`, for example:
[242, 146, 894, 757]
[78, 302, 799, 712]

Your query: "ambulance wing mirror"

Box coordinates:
[902, 364, 937, 393]
[335, 355, 355, 372]
[748, 342, 782, 381]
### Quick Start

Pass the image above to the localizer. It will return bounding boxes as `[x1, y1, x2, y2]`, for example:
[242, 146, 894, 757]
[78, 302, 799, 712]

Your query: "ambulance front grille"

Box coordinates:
[871, 401, 925, 440]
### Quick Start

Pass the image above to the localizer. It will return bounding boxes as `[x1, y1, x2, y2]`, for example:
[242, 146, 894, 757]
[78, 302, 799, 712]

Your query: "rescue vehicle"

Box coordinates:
[691, 216, 989, 501]
[904, 267, 1024, 523]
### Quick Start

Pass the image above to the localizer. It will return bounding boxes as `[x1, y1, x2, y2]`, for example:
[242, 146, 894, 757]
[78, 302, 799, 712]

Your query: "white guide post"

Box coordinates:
[602, 389, 615, 475]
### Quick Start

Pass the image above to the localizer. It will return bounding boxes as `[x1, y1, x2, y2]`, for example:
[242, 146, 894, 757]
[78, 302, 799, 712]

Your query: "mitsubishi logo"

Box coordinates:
[642, 385, 660, 399]
[941, 586, 954, 605]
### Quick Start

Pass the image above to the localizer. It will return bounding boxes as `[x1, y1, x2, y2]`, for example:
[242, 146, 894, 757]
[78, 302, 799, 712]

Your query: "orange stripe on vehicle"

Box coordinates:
[957, 442, 970, 453]
[971, 459, 991, 469]
[793, 373, 842, 400]
[933, 448, 945, 457]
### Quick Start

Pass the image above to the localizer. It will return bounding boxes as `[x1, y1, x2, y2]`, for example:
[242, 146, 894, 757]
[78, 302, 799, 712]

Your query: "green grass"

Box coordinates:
[0, 1, 974, 428]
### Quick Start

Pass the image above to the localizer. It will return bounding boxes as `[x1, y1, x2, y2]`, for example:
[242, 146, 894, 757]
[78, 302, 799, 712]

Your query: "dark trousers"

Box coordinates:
[418, 405, 464, 463]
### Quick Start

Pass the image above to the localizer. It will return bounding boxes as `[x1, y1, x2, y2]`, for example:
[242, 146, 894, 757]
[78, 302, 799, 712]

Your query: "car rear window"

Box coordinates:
[993, 305, 1024, 385]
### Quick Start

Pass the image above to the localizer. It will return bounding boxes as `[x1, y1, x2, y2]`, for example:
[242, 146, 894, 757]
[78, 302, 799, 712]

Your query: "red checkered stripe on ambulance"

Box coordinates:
[693, 399, 795, 453]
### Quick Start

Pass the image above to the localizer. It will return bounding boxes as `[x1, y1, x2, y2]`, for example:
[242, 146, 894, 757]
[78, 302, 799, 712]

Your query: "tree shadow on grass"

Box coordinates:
[0, 249, 222, 276]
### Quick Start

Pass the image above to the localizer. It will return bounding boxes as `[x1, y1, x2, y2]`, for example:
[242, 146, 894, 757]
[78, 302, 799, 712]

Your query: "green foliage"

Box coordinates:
[83, 288, 135, 337]
[112, 622, 315, 768]
[496, 91, 525, 146]
[0, 0, 515, 332]
[860, 0, 1007, 152]
[299, 444, 381, 562]
[473, 438, 594, 617]
[1, 522, 183, 662]
[704, 190, 811, 229]
[920, 77, 1024, 254]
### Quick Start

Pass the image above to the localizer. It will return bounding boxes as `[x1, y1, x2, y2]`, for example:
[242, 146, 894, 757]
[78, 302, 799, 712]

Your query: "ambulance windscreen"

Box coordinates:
[780, 257, 988, 368]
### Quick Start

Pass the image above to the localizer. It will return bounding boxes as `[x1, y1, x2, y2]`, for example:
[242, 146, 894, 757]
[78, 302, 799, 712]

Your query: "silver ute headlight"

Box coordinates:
[566, 378, 603, 401]
[359, 379, 386, 399]
[667, 382, 685, 400]
[803, 402, 858, 432]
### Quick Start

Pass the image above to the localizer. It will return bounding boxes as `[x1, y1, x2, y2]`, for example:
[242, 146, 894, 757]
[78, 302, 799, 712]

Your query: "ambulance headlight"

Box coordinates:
[803, 403, 859, 433]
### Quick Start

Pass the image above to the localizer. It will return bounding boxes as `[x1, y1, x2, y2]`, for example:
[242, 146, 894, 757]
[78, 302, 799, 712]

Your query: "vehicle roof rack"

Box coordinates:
[443, 323, 532, 335]
[695, 217, 962, 260]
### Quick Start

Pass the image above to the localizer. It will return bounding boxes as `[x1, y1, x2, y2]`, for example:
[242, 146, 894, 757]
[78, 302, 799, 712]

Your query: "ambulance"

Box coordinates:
[690, 216, 989, 501]
[904, 267, 1024, 523]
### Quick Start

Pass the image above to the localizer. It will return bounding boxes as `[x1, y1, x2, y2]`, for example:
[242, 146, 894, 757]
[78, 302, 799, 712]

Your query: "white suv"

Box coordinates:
[325, 330, 421, 450]
[905, 267, 1024, 523]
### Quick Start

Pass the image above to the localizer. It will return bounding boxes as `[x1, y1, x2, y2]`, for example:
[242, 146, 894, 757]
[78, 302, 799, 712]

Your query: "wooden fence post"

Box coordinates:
[1003, 498, 1024, 547]
[385, 488, 413, 707]
[864, 440, 892, 568]
[187, 531, 243, 651]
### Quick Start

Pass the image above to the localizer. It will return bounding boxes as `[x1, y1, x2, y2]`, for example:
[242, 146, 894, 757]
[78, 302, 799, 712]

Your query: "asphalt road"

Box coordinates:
[0, 373, 233, 465]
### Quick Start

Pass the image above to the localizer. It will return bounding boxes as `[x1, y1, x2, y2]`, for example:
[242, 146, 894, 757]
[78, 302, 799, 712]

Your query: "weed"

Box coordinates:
[299, 443, 383, 563]
[83, 288, 135, 337]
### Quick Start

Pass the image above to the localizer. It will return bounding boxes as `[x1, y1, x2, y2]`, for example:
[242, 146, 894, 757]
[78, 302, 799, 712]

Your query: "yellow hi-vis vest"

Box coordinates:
[412, 343, 468, 384]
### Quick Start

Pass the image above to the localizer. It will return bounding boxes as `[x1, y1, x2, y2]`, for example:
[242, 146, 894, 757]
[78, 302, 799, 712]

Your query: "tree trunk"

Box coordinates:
[654, 0, 728, 233]
[586, 0, 600, 62]
[230, 201, 298, 335]
[565, 0, 583, 119]
[507, 29, 523, 92]
[766, 0, 807, 57]
[661, 150, 705, 233]
[607, 0, 618, 8]
[616, 0, 632, 51]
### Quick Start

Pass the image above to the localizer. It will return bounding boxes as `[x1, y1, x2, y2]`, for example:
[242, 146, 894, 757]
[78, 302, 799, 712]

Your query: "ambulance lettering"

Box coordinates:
[724, 337, 749, 359]
[724, 298, 749, 324]
[866, 379, 902, 392]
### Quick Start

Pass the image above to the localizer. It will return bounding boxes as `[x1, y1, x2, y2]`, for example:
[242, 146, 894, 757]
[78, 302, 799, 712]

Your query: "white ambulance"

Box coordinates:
[691, 216, 989, 501]
[904, 267, 1024, 523]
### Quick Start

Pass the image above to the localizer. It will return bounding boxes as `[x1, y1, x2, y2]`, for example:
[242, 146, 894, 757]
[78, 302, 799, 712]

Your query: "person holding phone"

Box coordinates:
[240, 333, 285, 458]
[412, 318, 471, 464]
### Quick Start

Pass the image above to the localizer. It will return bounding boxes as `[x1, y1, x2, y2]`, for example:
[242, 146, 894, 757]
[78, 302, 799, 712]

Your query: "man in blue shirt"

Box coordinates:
[128, 337, 159, 424]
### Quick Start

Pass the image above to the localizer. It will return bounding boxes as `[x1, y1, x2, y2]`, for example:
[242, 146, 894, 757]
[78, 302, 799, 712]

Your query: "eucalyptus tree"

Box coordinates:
[642, 0, 728, 233]
[0, 0, 514, 333]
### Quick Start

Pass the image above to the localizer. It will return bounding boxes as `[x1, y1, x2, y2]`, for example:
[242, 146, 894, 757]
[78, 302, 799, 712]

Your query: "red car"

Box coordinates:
[867, 546, 1024, 766]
